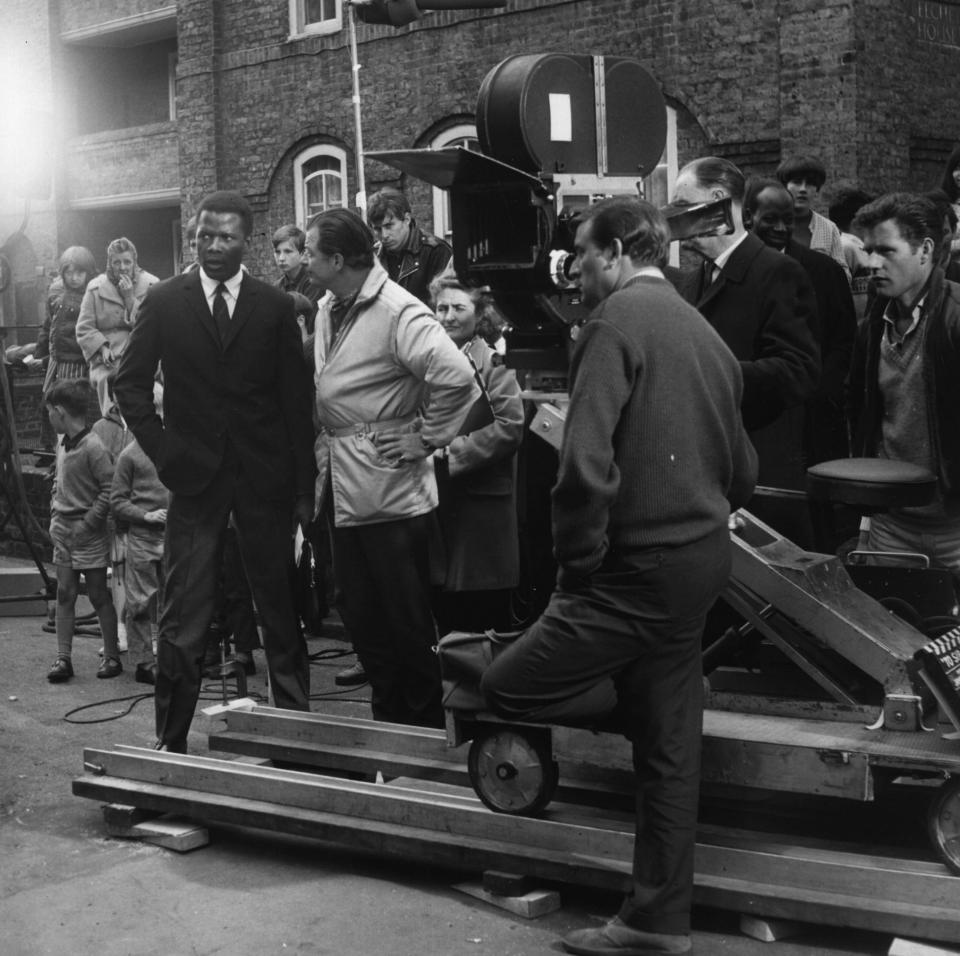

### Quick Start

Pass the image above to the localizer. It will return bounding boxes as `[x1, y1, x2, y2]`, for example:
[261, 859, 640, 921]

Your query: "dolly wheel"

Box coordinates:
[467, 728, 559, 816]
[928, 776, 960, 874]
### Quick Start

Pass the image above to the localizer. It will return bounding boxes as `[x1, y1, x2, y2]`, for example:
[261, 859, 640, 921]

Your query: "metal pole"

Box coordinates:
[346, 2, 367, 216]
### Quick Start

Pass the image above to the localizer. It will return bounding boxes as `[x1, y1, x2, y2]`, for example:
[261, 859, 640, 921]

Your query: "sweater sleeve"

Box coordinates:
[83, 442, 115, 530]
[110, 448, 145, 526]
[551, 317, 635, 576]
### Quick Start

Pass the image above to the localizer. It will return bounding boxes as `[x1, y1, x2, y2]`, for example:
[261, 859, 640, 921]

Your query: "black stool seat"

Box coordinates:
[806, 457, 938, 510]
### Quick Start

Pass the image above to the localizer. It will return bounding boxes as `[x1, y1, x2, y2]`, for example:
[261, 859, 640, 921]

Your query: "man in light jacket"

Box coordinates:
[305, 208, 478, 728]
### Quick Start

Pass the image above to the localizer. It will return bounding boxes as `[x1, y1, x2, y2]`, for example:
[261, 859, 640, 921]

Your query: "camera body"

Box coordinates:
[370, 52, 668, 384]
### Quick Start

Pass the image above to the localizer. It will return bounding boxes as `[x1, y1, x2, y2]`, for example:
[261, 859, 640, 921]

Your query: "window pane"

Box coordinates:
[304, 170, 344, 216]
[303, 155, 339, 175]
[305, 0, 337, 24]
[326, 173, 342, 208]
[306, 175, 326, 216]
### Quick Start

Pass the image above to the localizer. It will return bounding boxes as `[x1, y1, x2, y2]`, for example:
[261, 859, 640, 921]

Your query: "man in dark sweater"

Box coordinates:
[482, 198, 757, 956]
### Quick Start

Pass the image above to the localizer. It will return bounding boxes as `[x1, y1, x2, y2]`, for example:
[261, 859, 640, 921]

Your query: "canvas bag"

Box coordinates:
[437, 628, 524, 712]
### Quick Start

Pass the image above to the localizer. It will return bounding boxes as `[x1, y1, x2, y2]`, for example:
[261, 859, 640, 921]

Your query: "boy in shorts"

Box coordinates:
[45, 379, 121, 682]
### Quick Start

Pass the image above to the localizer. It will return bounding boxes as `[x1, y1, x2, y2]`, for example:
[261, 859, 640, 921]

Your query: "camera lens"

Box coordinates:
[548, 250, 578, 291]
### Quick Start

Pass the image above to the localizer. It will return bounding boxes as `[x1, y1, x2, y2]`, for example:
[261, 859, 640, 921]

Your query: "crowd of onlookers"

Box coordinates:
[18, 150, 960, 956]
[27, 186, 524, 708]
[22, 147, 960, 708]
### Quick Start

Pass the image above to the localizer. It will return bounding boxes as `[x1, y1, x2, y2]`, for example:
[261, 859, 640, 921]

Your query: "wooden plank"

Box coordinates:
[208, 732, 467, 786]
[86, 747, 632, 861]
[71, 769, 960, 944]
[889, 939, 960, 955]
[222, 707, 452, 758]
[81, 748, 960, 907]
[105, 816, 209, 851]
[453, 881, 561, 918]
[740, 914, 805, 942]
[72, 774, 631, 892]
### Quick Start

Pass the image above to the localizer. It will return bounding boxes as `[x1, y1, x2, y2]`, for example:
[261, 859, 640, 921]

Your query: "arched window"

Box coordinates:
[294, 145, 347, 227]
[430, 123, 479, 243]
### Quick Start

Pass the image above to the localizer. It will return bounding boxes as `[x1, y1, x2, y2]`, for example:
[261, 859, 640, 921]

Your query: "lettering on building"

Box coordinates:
[917, 0, 960, 48]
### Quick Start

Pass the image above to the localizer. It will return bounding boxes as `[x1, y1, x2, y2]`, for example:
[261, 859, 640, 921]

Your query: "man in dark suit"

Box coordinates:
[669, 157, 820, 542]
[743, 177, 857, 465]
[115, 190, 316, 753]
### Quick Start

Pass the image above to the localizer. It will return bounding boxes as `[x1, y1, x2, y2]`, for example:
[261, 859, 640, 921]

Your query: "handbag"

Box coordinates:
[456, 353, 495, 436]
[437, 628, 524, 712]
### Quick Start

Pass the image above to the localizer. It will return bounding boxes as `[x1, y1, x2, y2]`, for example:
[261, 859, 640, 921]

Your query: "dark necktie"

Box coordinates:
[213, 282, 230, 343]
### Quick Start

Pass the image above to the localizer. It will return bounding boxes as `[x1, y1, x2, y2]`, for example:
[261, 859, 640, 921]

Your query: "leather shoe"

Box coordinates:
[561, 918, 691, 955]
[135, 663, 157, 685]
[47, 657, 74, 683]
[97, 657, 123, 679]
[335, 660, 368, 686]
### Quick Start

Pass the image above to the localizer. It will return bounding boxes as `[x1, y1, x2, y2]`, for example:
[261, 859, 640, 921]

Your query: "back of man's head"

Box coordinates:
[367, 188, 411, 226]
[827, 186, 873, 232]
[853, 192, 943, 259]
[776, 155, 828, 190]
[578, 197, 670, 268]
[273, 224, 307, 252]
[685, 157, 746, 203]
[308, 208, 376, 271]
[196, 190, 254, 238]
[45, 378, 91, 420]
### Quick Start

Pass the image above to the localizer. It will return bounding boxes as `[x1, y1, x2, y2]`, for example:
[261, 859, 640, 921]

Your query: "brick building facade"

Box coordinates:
[4, 0, 960, 298]
[1, 0, 960, 558]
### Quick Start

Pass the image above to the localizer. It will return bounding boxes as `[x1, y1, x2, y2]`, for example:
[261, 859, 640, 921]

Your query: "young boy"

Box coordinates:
[110, 427, 168, 685]
[272, 224, 323, 313]
[45, 379, 121, 682]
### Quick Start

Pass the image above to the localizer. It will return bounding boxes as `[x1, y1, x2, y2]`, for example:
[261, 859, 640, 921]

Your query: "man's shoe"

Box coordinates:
[561, 918, 692, 956]
[135, 663, 157, 686]
[47, 657, 74, 683]
[335, 660, 367, 686]
[97, 657, 123, 679]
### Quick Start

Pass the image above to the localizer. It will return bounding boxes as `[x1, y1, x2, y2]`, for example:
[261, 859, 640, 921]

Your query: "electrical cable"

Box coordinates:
[63, 692, 154, 724]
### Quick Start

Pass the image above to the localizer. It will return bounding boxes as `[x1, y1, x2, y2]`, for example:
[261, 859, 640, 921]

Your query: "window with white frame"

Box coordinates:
[290, 0, 342, 37]
[294, 145, 347, 227]
[430, 123, 480, 243]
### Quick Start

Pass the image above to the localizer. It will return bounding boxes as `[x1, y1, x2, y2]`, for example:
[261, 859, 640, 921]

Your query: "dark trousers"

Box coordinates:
[333, 513, 442, 728]
[155, 452, 310, 751]
[482, 527, 731, 935]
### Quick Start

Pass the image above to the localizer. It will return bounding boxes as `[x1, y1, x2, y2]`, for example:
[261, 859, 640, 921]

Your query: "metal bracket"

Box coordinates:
[867, 694, 928, 732]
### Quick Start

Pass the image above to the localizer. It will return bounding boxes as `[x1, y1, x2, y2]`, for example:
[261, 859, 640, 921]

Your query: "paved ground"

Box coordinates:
[0, 595, 923, 956]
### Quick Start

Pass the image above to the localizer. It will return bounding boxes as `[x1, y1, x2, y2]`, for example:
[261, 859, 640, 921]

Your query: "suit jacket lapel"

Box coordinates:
[182, 271, 221, 348]
[697, 234, 757, 310]
[223, 274, 255, 351]
[697, 259, 726, 310]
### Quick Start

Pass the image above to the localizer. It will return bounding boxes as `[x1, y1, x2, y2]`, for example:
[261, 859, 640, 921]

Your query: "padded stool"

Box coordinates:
[807, 457, 937, 511]
[806, 458, 937, 554]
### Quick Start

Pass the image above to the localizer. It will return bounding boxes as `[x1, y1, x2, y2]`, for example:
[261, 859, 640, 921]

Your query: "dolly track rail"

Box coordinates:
[71, 711, 960, 945]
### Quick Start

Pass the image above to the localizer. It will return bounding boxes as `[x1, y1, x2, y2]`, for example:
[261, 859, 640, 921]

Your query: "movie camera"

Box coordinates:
[369, 52, 732, 389]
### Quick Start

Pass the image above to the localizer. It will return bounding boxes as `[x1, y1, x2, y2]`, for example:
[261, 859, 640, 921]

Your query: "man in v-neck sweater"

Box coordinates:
[848, 193, 960, 581]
